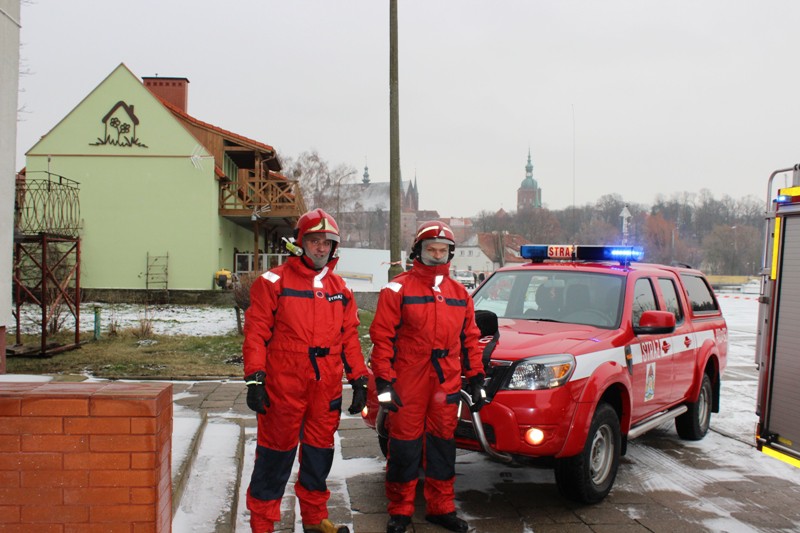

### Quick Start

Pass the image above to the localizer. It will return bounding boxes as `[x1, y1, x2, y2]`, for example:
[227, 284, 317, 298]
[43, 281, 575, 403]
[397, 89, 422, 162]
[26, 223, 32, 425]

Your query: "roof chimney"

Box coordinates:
[142, 76, 189, 112]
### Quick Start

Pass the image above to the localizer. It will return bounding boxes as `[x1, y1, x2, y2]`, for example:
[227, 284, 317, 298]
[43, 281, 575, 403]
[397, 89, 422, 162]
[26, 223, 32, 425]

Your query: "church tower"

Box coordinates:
[517, 149, 542, 210]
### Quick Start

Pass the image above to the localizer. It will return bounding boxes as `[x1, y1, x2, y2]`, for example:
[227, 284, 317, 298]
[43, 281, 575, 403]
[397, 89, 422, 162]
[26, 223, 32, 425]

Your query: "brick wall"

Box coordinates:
[0, 381, 173, 532]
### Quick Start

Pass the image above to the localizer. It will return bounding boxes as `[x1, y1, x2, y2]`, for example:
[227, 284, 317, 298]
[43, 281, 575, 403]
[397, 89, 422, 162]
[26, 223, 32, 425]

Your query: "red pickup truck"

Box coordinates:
[362, 244, 728, 503]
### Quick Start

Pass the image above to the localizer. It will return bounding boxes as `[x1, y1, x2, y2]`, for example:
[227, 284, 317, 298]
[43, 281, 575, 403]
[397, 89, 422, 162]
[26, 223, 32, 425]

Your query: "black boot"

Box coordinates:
[386, 514, 412, 533]
[425, 512, 468, 532]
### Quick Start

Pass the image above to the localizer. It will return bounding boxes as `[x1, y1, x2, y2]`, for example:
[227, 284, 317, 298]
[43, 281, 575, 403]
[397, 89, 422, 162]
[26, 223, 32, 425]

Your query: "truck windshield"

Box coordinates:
[472, 270, 624, 328]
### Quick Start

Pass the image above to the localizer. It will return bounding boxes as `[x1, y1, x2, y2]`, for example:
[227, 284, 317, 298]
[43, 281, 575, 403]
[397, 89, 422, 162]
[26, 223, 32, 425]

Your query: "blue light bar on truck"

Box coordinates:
[521, 244, 643, 263]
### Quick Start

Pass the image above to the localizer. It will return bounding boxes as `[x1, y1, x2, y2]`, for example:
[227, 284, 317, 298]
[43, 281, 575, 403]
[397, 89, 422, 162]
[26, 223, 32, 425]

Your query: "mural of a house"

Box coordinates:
[92, 100, 146, 147]
[23, 63, 304, 293]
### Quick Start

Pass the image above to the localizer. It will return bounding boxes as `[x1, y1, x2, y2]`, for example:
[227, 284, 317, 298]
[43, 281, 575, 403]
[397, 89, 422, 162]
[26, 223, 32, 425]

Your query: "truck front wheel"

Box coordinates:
[554, 402, 620, 504]
[675, 373, 712, 440]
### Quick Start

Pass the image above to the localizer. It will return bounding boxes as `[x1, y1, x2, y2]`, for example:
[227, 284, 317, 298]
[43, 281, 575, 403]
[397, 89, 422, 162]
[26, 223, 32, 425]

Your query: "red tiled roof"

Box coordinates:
[157, 97, 276, 155]
[476, 232, 528, 264]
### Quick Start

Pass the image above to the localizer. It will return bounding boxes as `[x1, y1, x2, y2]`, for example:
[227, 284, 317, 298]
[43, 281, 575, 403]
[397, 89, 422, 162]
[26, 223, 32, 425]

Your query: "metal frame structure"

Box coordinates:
[12, 171, 82, 356]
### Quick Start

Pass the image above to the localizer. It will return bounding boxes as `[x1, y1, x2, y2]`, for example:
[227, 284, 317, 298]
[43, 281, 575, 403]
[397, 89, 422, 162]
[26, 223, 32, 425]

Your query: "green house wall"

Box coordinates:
[25, 64, 256, 290]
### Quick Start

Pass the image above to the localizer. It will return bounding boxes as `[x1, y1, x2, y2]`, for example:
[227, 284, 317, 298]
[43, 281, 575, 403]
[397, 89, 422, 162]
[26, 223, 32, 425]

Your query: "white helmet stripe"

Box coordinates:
[416, 224, 441, 239]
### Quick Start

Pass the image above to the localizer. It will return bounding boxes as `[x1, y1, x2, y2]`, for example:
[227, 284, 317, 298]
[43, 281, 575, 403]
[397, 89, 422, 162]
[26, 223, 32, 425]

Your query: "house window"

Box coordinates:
[235, 254, 252, 274]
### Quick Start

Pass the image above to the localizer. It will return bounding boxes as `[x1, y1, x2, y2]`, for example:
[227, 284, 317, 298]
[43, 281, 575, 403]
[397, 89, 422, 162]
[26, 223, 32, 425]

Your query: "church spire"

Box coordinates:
[517, 149, 542, 210]
[526, 147, 533, 179]
[520, 148, 537, 189]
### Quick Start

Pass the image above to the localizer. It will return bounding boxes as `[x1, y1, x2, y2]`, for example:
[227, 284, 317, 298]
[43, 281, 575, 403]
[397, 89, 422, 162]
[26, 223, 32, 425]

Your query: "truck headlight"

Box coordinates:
[506, 354, 575, 390]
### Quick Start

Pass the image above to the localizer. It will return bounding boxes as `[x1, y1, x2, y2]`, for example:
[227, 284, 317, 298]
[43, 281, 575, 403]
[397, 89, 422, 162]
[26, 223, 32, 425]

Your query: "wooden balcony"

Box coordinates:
[219, 169, 306, 224]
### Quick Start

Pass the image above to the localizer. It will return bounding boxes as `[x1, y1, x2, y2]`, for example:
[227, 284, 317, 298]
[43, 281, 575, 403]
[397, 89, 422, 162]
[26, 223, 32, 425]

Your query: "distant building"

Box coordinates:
[325, 165, 423, 251]
[443, 217, 475, 244]
[517, 149, 542, 210]
[450, 231, 527, 275]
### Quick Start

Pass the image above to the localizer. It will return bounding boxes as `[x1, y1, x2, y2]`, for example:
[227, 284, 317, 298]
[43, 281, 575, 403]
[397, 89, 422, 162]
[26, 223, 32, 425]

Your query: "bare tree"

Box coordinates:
[280, 150, 357, 216]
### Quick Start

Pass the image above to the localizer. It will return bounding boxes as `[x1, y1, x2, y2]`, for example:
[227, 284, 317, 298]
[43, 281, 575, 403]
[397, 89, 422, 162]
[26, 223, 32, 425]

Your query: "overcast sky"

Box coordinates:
[15, 0, 800, 217]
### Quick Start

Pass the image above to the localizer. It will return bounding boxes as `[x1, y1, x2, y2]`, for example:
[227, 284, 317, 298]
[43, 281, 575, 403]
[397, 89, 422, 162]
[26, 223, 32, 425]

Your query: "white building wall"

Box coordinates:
[336, 248, 407, 291]
[0, 0, 21, 371]
[450, 246, 494, 275]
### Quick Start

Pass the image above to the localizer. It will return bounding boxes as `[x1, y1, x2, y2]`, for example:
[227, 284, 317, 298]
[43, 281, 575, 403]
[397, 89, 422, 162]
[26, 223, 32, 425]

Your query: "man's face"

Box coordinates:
[303, 234, 333, 268]
[421, 241, 450, 266]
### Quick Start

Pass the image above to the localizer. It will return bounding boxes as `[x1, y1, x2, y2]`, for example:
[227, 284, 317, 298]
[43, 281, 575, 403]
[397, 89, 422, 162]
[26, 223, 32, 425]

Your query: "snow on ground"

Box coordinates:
[171, 396, 203, 482]
[172, 418, 242, 531]
[714, 294, 760, 442]
[235, 427, 257, 533]
[0, 374, 52, 382]
[14, 302, 240, 337]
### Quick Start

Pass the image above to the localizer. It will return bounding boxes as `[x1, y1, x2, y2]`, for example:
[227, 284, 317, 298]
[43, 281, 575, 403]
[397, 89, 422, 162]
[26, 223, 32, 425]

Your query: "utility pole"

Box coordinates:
[388, 0, 403, 280]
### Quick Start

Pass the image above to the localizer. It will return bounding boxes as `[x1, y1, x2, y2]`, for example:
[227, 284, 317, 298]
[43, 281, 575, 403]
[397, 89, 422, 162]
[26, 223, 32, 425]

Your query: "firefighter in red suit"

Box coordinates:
[243, 209, 369, 533]
[369, 221, 487, 533]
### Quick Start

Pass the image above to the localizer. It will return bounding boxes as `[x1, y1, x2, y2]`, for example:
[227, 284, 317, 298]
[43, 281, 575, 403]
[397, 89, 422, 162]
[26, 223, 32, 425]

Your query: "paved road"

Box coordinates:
[171, 379, 800, 533]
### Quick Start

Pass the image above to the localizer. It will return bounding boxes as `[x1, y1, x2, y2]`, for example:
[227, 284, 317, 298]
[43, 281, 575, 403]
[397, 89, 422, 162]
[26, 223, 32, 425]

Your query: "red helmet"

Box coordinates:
[295, 209, 340, 266]
[295, 208, 340, 244]
[411, 220, 455, 262]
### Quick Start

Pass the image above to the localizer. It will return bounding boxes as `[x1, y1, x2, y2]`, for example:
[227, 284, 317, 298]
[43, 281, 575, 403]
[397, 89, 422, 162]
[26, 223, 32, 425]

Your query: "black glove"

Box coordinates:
[465, 374, 487, 412]
[375, 377, 403, 412]
[347, 375, 369, 415]
[245, 371, 269, 414]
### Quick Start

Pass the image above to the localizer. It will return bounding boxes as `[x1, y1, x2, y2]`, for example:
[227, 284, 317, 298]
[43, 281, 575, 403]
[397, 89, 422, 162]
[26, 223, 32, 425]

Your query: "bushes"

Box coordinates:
[233, 272, 260, 312]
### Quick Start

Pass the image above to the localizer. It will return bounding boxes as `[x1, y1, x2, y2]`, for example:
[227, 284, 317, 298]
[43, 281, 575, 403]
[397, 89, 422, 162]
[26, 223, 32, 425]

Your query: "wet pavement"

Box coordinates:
[170, 380, 800, 533]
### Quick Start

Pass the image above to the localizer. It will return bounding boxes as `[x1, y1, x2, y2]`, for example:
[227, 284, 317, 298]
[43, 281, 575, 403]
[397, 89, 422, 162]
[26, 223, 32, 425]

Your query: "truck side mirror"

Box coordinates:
[633, 310, 676, 335]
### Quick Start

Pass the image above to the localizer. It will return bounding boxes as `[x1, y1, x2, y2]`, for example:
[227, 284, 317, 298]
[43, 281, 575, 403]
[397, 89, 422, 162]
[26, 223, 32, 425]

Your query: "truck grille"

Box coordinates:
[455, 419, 496, 444]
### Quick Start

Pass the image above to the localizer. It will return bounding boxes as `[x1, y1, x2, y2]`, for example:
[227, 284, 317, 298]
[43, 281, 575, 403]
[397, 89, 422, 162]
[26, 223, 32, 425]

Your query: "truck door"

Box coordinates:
[656, 276, 696, 403]
[629, 276, 674, 419]
[762, 214, 800, 458]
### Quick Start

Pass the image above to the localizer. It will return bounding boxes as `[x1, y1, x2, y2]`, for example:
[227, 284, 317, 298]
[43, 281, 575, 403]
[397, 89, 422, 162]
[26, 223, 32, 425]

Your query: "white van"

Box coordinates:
[452, 270, 476, 289]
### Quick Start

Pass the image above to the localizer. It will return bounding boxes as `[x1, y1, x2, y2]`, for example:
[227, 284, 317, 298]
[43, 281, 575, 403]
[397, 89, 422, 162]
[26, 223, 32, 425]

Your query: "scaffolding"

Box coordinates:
[11, 171, 82, 356]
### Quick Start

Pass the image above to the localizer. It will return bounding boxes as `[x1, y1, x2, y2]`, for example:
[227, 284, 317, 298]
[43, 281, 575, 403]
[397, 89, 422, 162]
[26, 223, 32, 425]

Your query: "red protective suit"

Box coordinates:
[369, 259, 484, 517]
[243, 255, 367, 532]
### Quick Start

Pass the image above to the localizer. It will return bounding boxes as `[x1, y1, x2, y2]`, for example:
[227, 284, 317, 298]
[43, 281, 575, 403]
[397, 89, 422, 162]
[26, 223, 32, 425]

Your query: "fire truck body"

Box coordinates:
[756, 167, 800, 468]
